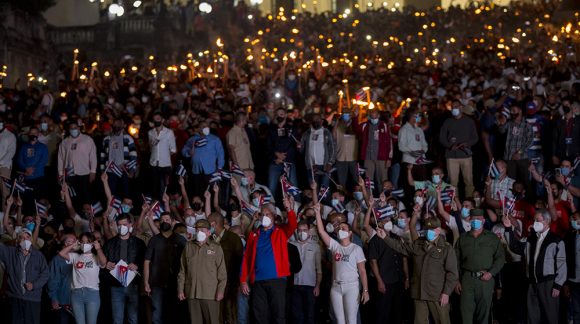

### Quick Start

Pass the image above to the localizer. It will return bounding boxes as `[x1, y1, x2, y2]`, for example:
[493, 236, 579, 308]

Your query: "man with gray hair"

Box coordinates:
[503, 209, 567, 324]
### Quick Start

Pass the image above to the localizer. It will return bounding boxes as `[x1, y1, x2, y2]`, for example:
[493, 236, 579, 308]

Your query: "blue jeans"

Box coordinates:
[268, 163, 298, 198]
[389, 162, 401, 189]
[150, 287, 164, 324]
[571, 282, 580, 324]
[291, 285, 316, 324]
[71, 288, 100, 324]
[110, 285, 139, 324]
[237, 292, 250, 324]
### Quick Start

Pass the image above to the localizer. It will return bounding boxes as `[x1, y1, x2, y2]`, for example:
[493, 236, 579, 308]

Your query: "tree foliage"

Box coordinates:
[0, 0, 57, 15]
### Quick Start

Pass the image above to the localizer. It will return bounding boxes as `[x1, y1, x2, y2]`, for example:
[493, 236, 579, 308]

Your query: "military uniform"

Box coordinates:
[384, 220, 458, 324]
[455, 229, 505, 324]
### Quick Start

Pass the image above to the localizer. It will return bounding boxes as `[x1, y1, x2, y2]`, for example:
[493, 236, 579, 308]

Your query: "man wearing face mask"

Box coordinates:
[226, 112, 254, 171]
[238, 169, 273, 204]
[0, 229, 49, 324]
[17, 127, 48, 194]
[267, 108, 299, 197]
[178, 219, 227, 324]
[37, 114, 62, 179]
[58, 123, 97, 205]
[377, 217, 458, 324]
[144, 212, 186, 324]
[497, 104, 534, 187]
[455, 209, 505, 324]
[47, 233, 76, 324]
[240, 198, 298, 324]
[182, 121, 225, 198]
[439, 105, 478, 197]
[298, 113, 336, 188]
[503, 210, 567, 324]
[100, 118, 137, 198]
[0, 115, 17, 206]
[553, 101, 580, 166]
[332, 110, 359, 190]
[148, 112, 177, 200]
[353, 108, 393, 193]
[408, 166, 451, 201]
[103, 214, 146, 324]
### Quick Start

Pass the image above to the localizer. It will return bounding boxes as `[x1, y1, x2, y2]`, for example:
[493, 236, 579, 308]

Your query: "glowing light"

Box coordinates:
[133, 1, 142, 8]
[198, 2, 212, 13]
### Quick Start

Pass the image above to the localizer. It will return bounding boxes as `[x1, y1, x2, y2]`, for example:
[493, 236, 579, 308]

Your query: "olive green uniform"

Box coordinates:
[384, 235, 458, 324]
[455, 230, 505, 324]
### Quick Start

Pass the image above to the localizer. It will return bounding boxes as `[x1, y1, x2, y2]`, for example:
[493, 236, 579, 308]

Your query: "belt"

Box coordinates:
[333, 280, 358, 285]
[462, 269, 485, 279]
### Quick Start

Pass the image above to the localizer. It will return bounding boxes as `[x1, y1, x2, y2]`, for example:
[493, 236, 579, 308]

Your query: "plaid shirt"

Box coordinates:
[501, 119, 533, 160]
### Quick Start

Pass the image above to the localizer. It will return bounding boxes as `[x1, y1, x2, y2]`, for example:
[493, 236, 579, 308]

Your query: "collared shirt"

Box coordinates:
[57, 134, 97, 176]
[226, 125, 253, 170]
[0, 129, 17, 168]
[502, 119, 534, 160]
[534, 230, 549, 265]
[291, 240, 321, 287]
[398, 123, 428, 164]
[148, 127, 176, 168]
[177, 240, 227, 300]
[182, 134, 224, 175]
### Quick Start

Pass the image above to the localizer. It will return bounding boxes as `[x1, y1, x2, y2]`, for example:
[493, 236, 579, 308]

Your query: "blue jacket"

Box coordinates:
[0, 244, 49, 302]
[47, 255, 72, 305]
[182, 134, 225, 175]
[16, 142, 48, 179]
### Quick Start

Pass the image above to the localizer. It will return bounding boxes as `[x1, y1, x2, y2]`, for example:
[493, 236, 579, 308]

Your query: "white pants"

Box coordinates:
[330, 282, 359, 324]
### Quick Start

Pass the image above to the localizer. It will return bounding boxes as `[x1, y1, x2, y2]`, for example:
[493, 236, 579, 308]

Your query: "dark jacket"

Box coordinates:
[47, 255, 72, 305]
[103, 235, 146, 287]
[266, 120, 298, 164]
[564, 230, 578, 284]
[299, 127, 336, 168]
[0, 245, 49, 302]
[216, 229, 244, 294]
[352, 119, 392, 161]
[553, 116, 580, 160]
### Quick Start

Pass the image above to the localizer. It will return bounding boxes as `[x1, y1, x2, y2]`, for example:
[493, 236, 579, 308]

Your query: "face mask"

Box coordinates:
[261, 216, 272, 228]
[70, 129, 80, 138]
[415, 196, 424, 206]
[127, 105, 135, 114]
[142, 96, 149, 103]
[240, 178, 249, 186]
[20, 240, 32, 251]
[119, 225, 130, 236]
[451, 108, 460, 117]
[288, 74, 296, 81]
[341, 114, 350, 122]
[338, 230, 349, 240]
[312, 121, 322, 129]
[202, 127, 210, 136]
[331, 199, 340, 206]
[40, 122, 48, 131]
[397, 219, 407, 228]
[461, 207, 471, 218]
[121, 204, 131, 214]
[470, 219, 483, 230]
[353, 192, 363, 201]
[196, 231, 207, 242]
[533, 221, 544, 233]
[572, 220, 580, 230]
[432, 175, 441, 183]
[415, 116, 421, 123]
[185, 216, 196, 227]
[276, 116, 285, 123]
[25, 222, 35, 233]
[153, 120, 162, 127]
[229, 203, 239, 211]
[369, 118, 379, 125]
[129, 87, 136, 94]
[561, 167, 570, 177]
[325, 223, 335, 233]
[299, 232, 308, 241]
[426, 229, 437, 241]
[83, 243, 93, 253]
[192, 202, 202, 211]
[474, 197, 482, 207]
[252, 198, 261, 207]
[160, 222, 172, 232]
[383, 221, 393, 232]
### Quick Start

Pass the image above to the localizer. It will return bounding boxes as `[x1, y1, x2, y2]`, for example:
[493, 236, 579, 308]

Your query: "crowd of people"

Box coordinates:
[1, 1, 580, 324]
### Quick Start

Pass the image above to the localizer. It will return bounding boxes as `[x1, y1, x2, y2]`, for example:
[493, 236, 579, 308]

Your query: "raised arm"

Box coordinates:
[212, 183, 222, 213]
[436, 185, 451, 223]
[314, 204, 331, 247]
[101, 173, 112, 204]
[362, 199, 375, 238]
[409, 204, 421, 242]
[62, 183, 77, 219]
[3, 196, 14, 236]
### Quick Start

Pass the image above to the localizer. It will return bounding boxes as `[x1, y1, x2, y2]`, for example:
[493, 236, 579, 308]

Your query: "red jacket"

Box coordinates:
[352, 119, 392, 161]
[240, 210, 298, 284]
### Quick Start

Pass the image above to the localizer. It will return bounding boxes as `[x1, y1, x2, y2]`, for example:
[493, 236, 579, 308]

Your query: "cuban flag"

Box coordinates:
[391, 188, 405, 198]
[151, 202, 164, 219]
[64, 165, 75, 178]
[415, 155, 433, 165]
[210, 169, 232, 183]
[355, 88, 368, 101]
[118, 264, 129, 287]
[91, 202, 103, 215]
[424, 196, 437, 212]
[376, 204, 396, 220]
[440, 187, 455, 205]
[35, 200, 48, 216]
[488, 158, 501, 179]
[318, 185, 330, 200]
[67, 185, 77, 197]
[107, 162, 124, 178]
[333, 201, 346, 213]
[125, 159, 137, 172]
[230, 161, 246, 177]
[365, 178, 375, 192]
[110, 197, 122, 214]
[281, 176, 301, 196]
[176, 163, 187, 177]
[356, 163, 366, 176]
[194, 138, 208, 148]
[241, 200, 260, 216]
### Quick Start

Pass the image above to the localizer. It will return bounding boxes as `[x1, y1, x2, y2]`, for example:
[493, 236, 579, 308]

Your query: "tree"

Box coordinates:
[0, 0, 57, 15]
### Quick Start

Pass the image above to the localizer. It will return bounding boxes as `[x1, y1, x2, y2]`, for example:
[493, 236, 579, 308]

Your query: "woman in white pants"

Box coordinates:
[314, 205, 369, 324]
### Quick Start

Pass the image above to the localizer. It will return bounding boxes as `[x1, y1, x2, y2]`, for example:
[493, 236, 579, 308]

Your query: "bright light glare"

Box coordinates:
[199, 2, 212, 13]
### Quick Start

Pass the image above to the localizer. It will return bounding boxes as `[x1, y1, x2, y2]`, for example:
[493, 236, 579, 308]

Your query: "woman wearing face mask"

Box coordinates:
[314, 203, 369, 324]
[59, 232, 107, 324]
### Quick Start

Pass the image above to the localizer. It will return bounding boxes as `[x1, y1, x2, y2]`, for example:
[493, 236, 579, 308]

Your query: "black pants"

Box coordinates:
[507, 159, 531, 190]
[9, 298, 41, 324]
[373, 281, 403, 324]
[251, 278, 286, 324]
[68, 174, 90, 206]
[150, 166, 171, 200]
[189, 173, 211, 199]
[291, 285, 316, 324]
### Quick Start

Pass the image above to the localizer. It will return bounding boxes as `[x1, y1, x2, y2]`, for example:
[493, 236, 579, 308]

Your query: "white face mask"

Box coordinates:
[533, 221, 544, 233]
[83, 243, 93, 253]
[299, 231, 308, 241]
[338, 230, 349, 240]
[261, 216, 272, 228]
[202, 127, 210, 136]
[325, 223, 335, 233]
[108, 98, 115, 105]
[196, 231, 207, 242]
[20, 239, 32, 251]
[119, 225, 129, 236]
[185, 216, 196, 227]
[415, 196, 424, 206]
[383, 221, 393, 232]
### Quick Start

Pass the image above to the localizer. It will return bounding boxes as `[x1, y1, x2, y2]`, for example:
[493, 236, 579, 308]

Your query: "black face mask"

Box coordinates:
[63, 226, 75, 234]
[510, 113, 519, 119]
[113, 126, 123, 134]
[154, 120, 162, 127]
[563, 106, 571, 114]
[302, 196, 312, 204]
[312, 121, 322, 129]
[276, 116, 285, 123]
[29, 135, 37, 143]
[192, 202, 202, 211]
[229, 203, 239, 211]
[160, 222, 172, 232]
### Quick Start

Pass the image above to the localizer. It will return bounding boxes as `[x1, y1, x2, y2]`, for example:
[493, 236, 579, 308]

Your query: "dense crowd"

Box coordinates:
[1, 1, 580, 324]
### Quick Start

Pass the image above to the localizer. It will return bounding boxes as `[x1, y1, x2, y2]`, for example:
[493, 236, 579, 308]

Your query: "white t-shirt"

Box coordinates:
[328, 239, 366, 283]
[309, 128, 325, 165]
[68, 252, 101, 290]
[446, 216, 471, 246]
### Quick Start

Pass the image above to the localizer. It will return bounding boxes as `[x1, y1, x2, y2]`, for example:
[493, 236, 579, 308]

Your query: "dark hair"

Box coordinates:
[116, 213, 132, 224]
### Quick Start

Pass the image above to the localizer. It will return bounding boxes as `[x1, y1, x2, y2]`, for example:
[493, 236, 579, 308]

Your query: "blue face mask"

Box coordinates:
[461, 207, 471, 218]
[342, 114, 350, 122]
[397, 219, 407, 228]
[426, 229, 437, 241]
[470, 219, 483, 230]
[561, 167, 571, 177]
[415, 116, 422, 123]
[331, 199, 340, 206]
[370, 118, 379, 125]
[432, 175, 441, 183]
[252, 198, 261, 207]
[121, 204, 131, 214]
[241, 178, 249, 186]
[70, 129, 80, 137]
[25, 222, 35, 232]
[571, 220, 580, 230]
[353, 192, 363, 201]
[451, 108, 461, 117]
